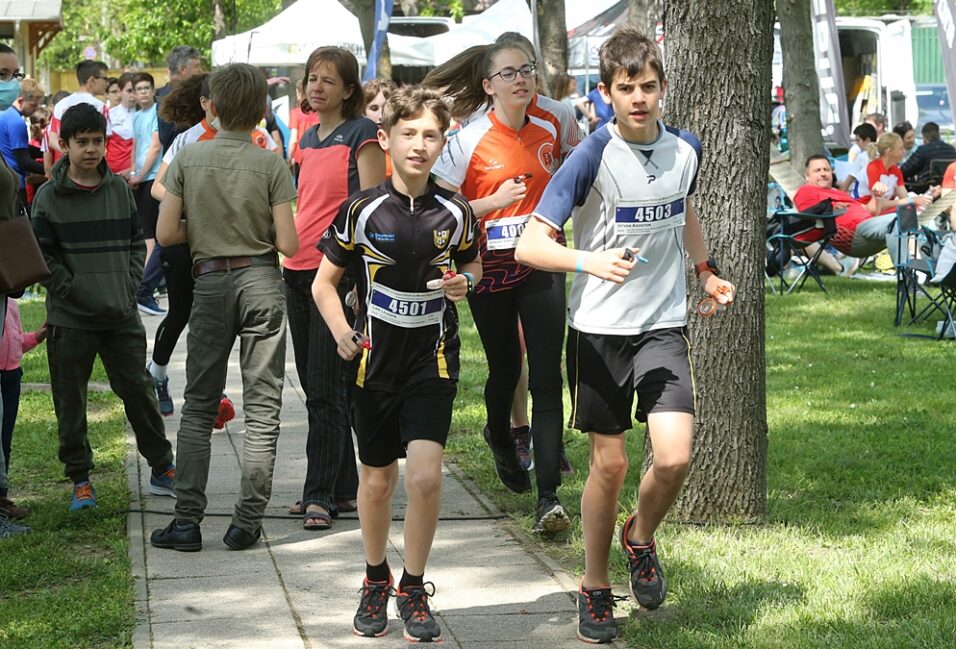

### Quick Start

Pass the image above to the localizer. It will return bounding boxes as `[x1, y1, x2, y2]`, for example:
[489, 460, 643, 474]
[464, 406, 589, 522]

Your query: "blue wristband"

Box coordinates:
[575, 254, 584, 273]
[462, 272, 475, 293]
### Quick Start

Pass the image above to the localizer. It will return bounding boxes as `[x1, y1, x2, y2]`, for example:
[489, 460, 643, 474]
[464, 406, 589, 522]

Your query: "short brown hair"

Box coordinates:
[209, 63, 267, 131]
[19, 78, 44, 102]
[599, 26, 665, 88]
[117, 71, 137, 91]
[301, 47, 364, 119]
[381, 86, 450, 134]
[133, 72, 155, 89]
[363, 78, 397, 105]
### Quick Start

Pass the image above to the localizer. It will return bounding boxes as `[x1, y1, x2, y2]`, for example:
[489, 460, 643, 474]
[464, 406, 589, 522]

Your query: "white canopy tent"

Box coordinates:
[409, 0, 532, 66]
[210, 0, 432, 67]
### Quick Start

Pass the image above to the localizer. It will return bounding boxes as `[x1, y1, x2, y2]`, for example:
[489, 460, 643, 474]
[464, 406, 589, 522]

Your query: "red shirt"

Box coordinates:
[793, 184, 872, 255]
[285, 117, 379, 271]
[289, 107, 320, 165]
[866, 158, 904, 214]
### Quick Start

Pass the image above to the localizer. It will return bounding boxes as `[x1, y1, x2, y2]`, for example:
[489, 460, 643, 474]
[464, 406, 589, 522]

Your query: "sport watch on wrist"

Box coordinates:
[694, 258, 720, 279]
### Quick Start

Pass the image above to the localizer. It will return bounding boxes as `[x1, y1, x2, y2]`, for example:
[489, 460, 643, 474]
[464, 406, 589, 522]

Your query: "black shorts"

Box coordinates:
[351, 378, 457, 467]
[567, 326, 695, 434]
[134, 180, 159, 238]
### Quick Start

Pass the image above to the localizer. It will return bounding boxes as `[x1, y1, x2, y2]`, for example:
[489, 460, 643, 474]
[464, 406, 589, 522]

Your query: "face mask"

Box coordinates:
[0, 79, 20, 111]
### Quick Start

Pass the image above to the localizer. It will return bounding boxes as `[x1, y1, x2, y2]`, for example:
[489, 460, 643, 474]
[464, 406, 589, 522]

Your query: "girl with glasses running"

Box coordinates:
[425, 42, 570, 536]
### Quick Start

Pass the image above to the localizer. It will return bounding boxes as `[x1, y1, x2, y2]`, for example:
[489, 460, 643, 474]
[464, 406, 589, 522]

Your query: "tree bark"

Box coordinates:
[212, 0, 227, 41]
[777, 0, 825, 175]
[627, 0, 662, 38]
[535, 0, 568, 97]
[651, 0, 772, 523]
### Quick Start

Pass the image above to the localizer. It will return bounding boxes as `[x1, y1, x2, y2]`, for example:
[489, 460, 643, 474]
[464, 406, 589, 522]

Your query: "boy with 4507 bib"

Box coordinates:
[516, 27, 735, 644]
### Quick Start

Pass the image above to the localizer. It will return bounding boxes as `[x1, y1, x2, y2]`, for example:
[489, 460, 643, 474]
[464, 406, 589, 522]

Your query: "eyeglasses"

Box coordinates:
[488, 64, 536, 83]
[0, 72, 25, 82]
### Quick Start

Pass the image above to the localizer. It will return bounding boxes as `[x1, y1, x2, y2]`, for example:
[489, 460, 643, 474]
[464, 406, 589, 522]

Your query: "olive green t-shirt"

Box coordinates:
[163, 130, 297, 263]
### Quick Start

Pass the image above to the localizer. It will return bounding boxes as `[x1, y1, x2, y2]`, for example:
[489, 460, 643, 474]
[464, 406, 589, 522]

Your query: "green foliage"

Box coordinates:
[418, 0, 465, 21]
[834, 0, 933, 15]
[39, 0, 281, 69]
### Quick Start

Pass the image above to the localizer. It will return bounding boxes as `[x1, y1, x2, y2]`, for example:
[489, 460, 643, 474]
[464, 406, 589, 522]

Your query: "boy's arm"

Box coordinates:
[136, 132, 162, 183]
[312, 259, 361, 360]
[156, 192, 188, 246]
[30, 198, 73, 298]
[516, 217, 633, 282]
[150, 162, 168, 201]
[271, 200, 299, 257]
[682, 197, 734, 304]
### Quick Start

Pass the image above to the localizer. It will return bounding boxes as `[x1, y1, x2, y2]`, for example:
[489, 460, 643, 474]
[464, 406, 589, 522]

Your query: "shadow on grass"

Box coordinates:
[622, 559, 805, 649]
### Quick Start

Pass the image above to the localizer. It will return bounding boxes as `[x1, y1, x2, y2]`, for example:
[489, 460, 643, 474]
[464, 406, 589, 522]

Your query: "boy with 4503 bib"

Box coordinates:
[516, 27, 736, 644]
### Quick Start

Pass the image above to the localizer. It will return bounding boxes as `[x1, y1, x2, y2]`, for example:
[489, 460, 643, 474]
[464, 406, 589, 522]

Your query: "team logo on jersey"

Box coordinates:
[537, 142, 556, 174]
[433, 228, 450, 248]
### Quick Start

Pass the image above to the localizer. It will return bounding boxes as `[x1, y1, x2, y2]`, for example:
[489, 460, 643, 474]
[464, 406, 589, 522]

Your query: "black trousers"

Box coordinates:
[467, 270, 566, 496]
[152, 244, 193, 366]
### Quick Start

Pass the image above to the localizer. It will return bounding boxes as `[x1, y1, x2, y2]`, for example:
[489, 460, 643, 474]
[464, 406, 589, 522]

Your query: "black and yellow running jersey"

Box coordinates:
[320, 180, 479, 390]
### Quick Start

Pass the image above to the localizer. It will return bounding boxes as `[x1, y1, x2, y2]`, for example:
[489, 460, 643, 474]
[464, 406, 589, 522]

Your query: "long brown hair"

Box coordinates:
[300, 46, 364, 119]
[422, 43, 529, 118]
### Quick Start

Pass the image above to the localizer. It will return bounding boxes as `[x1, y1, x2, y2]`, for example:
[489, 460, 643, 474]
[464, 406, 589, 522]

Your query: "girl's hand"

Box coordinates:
[491, 178, 527, 211]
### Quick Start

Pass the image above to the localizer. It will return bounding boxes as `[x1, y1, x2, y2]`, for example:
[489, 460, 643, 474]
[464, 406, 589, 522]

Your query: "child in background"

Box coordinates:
[31, 103, 175, 512]
[0, 297, 46, 520]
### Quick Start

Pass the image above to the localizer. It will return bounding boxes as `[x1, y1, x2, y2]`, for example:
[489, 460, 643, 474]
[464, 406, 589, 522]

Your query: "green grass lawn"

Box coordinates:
[446, 277, 956, 649]
[3, 278, 953, 649]
[0, 302, 132, 649]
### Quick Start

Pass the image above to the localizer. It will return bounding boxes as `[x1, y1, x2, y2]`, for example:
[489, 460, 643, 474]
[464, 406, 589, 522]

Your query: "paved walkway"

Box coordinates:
[126, 308, 600, 648]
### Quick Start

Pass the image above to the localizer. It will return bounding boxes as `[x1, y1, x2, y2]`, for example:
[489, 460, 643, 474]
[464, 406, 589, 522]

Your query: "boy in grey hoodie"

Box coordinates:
[32, 103, 174, 512]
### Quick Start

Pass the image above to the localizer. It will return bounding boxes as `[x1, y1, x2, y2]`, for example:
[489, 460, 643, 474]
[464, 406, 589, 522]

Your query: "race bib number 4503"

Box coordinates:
[614, 197, 685, 236]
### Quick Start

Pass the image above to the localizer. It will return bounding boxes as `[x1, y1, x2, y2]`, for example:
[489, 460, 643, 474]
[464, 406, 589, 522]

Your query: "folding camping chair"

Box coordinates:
[891, 203, 949, 329]
[767, 206, 841, 294]
[928, 234, 956, 340]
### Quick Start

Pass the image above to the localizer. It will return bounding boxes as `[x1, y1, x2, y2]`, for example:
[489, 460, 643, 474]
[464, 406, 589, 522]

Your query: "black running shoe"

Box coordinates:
[353, 577, 394, 637]
[576, 585, 627, 644]
[483, 426, 531, 494]
[395, 582, 442, 642]
[532, 493, 571, 535]
[620, 513, 667, 609]
[511, 425, 533, 471]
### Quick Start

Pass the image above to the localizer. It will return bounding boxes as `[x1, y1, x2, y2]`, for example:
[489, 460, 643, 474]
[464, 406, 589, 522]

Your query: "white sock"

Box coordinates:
[147, 361, 168, 382]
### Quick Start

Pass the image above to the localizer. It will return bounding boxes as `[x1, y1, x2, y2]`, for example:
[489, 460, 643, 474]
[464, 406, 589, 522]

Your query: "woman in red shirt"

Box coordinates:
[867, 133, 935, 214]
[285, 46, 385, 531]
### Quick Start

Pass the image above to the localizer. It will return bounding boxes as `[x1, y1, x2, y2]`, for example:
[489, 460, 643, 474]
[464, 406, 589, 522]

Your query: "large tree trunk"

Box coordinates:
[212, 0, 227, 41]
[653, 0, 772, 523]
[535, 0, 568, 97]
[777, 0, 825, 174]
[627, 0, 662, 38]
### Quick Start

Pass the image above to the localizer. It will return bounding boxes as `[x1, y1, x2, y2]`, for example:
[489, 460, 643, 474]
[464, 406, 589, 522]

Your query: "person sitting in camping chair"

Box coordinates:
[791, 154, 929, 274]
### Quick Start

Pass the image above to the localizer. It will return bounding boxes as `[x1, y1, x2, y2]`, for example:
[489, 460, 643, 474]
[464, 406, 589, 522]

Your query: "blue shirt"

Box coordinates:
[587, 88, 614, 132]
[133, 104, 160, 181]
[0, 107, 29, 188]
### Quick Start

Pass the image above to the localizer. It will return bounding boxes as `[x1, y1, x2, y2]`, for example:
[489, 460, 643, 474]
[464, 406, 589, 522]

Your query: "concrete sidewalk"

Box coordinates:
[125, 308, 593, 648]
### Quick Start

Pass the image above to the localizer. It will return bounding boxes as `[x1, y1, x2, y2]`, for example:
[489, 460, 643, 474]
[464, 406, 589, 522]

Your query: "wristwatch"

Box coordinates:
[694, 258, 720, 279]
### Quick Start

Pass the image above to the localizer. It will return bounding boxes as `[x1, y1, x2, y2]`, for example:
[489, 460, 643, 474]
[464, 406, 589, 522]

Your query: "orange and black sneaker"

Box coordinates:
[576, 584, 626, 644]
[620, 513, 667, 609]
[353, 576, 394, 637]
[395, 582, 442, 642]
[213, 394, 236, 430]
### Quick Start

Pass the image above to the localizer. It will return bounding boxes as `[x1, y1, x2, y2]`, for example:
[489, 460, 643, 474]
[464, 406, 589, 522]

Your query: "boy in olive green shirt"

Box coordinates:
[149, 63, 299, 552]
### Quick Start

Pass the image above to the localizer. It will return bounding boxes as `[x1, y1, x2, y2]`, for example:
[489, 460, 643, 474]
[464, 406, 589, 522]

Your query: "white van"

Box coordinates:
[773, 17, 917, 138]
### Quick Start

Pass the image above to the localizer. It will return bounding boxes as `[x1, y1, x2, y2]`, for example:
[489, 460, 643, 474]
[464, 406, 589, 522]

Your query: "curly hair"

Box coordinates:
[158, 72, 209, 129]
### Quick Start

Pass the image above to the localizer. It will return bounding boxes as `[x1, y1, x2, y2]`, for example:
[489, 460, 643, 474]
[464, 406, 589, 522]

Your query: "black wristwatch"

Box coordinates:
[694, 258, 720, 279]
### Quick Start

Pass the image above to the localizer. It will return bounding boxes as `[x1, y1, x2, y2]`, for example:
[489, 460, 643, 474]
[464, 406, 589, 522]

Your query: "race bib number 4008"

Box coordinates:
[614, 197, 685, 236]
[485, 215, 530, 251]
